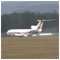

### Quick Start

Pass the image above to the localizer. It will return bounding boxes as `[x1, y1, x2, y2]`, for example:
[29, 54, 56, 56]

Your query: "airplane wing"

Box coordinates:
[14, 33, 28, 37]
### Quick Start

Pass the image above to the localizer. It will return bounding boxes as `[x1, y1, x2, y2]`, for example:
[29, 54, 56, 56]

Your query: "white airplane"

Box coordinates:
[7, 19, 55, 37]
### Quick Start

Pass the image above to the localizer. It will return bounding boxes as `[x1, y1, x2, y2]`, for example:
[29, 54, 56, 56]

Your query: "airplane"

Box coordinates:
[7, 19, 55, 37]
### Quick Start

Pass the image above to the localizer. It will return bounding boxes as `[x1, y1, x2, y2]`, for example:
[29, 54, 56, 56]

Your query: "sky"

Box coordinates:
[1, 1, 59, 15]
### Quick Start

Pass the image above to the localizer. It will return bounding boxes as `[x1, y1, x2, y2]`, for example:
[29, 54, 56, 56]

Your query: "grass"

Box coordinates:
[1, 37, 59, 59]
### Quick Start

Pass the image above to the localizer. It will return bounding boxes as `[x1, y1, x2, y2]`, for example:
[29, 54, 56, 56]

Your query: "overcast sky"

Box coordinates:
[1, 1, 59, 15]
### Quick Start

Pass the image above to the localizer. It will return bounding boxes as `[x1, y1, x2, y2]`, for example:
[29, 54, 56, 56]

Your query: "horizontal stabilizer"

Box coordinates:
[37, 19, 56, 22]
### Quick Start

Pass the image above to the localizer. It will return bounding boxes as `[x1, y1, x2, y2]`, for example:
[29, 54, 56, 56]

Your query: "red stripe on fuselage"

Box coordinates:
[8, 30, 32, 34]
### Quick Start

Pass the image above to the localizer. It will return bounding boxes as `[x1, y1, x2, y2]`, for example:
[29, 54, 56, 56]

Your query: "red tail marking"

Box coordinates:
[37, 21, 43, 30]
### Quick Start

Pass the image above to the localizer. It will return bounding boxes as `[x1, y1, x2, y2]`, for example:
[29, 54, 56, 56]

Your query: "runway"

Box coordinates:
[1, 36, 59, 59]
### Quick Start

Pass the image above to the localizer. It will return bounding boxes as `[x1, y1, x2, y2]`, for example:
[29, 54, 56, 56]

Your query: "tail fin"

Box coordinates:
[36, 20, 43, 32]
[31, 19, 55, 32]
[31, 20, 44, 32]
[36, 19, 55, 32]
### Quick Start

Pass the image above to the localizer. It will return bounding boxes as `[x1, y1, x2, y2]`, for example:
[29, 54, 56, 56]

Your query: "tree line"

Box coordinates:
[1, 11, 59, 32]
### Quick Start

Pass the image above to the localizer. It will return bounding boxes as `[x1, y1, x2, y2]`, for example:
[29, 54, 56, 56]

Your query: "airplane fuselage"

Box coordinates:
[7, 29, 32, 35]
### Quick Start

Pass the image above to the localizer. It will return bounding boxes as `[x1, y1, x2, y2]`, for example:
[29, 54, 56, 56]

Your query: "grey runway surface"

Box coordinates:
[1, 32, 59, 38]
